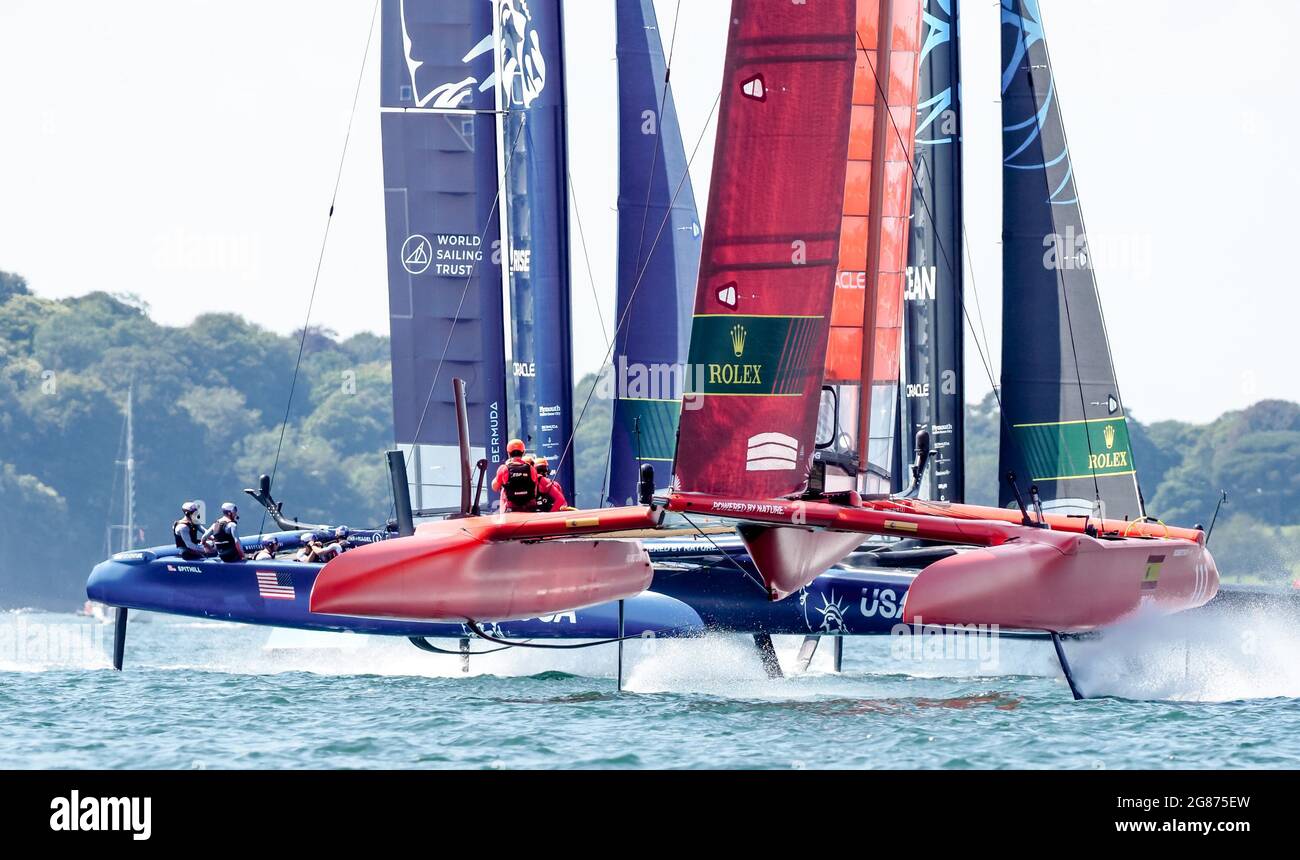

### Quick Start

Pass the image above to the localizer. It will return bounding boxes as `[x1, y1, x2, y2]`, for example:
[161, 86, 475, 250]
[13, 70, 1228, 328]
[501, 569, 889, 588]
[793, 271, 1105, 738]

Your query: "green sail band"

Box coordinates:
[685, 314, 822, 396]
[1012, 417, 1135, 482]
[611, 397, 680, 462]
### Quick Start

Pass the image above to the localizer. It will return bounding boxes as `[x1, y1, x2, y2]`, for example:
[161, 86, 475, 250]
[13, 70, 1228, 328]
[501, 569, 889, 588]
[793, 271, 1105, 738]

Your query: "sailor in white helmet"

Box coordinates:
[202, 502, 246, 563]
[173, 501, 208, 560]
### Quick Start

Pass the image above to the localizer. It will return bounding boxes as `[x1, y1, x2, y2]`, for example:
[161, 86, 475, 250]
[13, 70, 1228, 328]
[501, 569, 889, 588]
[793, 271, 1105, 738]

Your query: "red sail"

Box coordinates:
[825, 0, 923, 489]
[673, 0, 857, 498]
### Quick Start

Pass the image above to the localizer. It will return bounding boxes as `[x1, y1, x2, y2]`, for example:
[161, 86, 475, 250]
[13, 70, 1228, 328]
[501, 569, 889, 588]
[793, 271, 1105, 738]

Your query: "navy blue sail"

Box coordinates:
[498, 0, 576, 497]
[380, 0, 508, 510]
[902, 0, 964, 502]
[999, 0, 1142, 519]
[606, 0, 701, 506]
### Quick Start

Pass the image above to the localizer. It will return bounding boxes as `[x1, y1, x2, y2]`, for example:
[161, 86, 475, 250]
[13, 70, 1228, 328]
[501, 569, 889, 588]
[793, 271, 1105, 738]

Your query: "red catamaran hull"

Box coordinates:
[310, 508, 657, 623]
[667, 492, 1218, 631]
[901, 531, 1219, 632]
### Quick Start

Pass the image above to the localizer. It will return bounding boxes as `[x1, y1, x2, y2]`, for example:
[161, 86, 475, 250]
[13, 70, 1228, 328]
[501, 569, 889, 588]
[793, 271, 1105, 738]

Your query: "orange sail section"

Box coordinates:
[825, 0, 923, 467]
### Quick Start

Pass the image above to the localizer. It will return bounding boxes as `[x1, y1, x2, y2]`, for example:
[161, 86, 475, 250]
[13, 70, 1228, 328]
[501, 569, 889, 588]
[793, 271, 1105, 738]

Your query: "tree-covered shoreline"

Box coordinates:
[2, 271, 1297, 609]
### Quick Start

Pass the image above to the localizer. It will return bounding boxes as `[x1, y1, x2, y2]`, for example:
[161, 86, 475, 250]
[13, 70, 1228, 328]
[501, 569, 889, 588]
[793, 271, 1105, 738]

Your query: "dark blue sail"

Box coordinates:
[498, 0, 575, 497]
[903, 0, 964, 502]
[999, 0, 1142, 519]
[380, 0, 508, 509]
[606, 0, 701, 506]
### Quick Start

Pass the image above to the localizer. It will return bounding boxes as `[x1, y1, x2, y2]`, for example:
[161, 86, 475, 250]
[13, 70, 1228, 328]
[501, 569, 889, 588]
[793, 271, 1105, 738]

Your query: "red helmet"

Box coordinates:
[507, 438, 526, 456]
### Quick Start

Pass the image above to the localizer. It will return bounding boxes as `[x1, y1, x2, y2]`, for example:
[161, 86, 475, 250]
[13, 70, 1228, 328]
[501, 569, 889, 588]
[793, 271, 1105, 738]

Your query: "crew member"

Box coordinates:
[173, 501, 207, 560]
[315, 527, 351, 563]
[294, 533, 328, 563]
[253, 536, 280, 561]
[203, 502, 245, 563]
[533, 457, 571, 512]
[491, 438, 539, 512]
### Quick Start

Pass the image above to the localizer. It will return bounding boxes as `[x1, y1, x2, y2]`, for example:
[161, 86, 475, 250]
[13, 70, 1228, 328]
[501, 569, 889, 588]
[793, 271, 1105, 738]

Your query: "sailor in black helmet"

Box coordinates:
[173, 501, 207, 560]
[203, 502, 246, 563]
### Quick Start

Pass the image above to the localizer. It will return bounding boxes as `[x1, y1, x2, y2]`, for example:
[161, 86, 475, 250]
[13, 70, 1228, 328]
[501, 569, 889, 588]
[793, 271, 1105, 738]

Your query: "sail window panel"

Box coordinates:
[849, 104, 875, 159]
[883, 105, 917, 162]
[838, 215, 867, 271]
[866, 379, 899, 479]
[887, 49, 919, 103]
[843, 161, 872, 216]
[856, 5, 880, 51]
[873, 213, 910, 273]
[825, 328, 864, 383]
[888, 0, 923, 51]
[872, 268, 903, 384]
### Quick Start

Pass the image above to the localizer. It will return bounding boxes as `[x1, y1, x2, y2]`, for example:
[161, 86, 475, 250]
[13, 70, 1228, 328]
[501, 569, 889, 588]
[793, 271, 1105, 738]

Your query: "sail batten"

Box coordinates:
[999, 0, 1142, 519]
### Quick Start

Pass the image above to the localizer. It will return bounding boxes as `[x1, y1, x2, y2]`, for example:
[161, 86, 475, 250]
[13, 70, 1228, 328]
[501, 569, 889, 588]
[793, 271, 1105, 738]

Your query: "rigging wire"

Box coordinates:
[679, 514, 770, 596]
[550, 91, 721, 492]
[261, 0, 380, 536]
[566, 170, 611, 350]
[629, 0, 685, 300]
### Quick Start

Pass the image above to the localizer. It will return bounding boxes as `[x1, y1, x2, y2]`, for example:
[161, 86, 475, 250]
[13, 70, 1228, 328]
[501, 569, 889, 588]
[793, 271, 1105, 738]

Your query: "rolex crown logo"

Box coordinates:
[730, 323, 747, 357]
[1103, 423, 1116, 450]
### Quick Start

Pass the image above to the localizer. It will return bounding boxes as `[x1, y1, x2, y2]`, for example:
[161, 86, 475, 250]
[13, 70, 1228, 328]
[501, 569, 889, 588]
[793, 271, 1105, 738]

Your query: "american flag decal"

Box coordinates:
[255, 570, 296, 600]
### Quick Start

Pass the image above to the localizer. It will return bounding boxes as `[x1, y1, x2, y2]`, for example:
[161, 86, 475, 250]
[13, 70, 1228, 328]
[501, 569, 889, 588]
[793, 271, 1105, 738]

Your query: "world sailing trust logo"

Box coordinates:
[398, 0, 546, 110]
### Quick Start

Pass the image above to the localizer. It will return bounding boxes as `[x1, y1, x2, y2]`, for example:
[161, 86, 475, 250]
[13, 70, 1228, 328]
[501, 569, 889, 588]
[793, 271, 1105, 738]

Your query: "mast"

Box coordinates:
[124, 384, 134, 550]
[496, 0, 576, 496]
[902, 0, 964, 502]
[998, 0, 1142, 519]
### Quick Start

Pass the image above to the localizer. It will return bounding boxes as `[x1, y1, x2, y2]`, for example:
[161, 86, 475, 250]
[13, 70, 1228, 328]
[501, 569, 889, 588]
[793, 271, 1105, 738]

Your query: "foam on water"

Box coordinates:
[1072, 600, 1300, 702]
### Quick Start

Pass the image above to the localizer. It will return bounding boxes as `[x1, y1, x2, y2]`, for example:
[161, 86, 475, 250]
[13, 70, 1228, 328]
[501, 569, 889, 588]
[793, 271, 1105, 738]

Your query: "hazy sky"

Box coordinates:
[0, 0, 1294, 423]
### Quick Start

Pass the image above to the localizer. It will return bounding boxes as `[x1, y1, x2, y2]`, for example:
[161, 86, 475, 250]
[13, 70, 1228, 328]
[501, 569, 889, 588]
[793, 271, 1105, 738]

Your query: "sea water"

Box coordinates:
[1, 605, 1298, 769]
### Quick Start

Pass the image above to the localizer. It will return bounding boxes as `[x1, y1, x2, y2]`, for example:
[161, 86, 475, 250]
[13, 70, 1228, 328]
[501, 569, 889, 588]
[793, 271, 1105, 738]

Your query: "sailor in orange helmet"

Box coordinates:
[491, 438, 539, 512]
[533, 457, 572, 512]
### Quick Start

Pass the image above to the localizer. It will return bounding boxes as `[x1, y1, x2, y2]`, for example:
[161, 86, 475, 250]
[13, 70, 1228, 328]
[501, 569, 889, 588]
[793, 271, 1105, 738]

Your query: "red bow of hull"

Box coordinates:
[309, 518, 653, 623]
[902, 532, 1219, 632]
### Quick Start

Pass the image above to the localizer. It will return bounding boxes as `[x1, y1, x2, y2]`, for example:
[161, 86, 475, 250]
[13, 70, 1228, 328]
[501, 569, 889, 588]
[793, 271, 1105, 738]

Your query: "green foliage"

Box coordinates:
[570, 372, 613, 509]
[0, 280, 395, 608]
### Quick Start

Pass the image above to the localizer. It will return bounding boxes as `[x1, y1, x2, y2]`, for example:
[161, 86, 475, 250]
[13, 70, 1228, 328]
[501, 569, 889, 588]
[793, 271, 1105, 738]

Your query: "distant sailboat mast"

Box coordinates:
[106, 384, 136, 555]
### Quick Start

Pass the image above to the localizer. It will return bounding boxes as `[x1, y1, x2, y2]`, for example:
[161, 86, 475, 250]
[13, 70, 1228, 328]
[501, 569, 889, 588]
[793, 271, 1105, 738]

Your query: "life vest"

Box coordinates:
[535, 477, 565, 512]
[211, 517, 241, 561]
[502, 459, 538, 508]
[174, 519, 201, 555]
